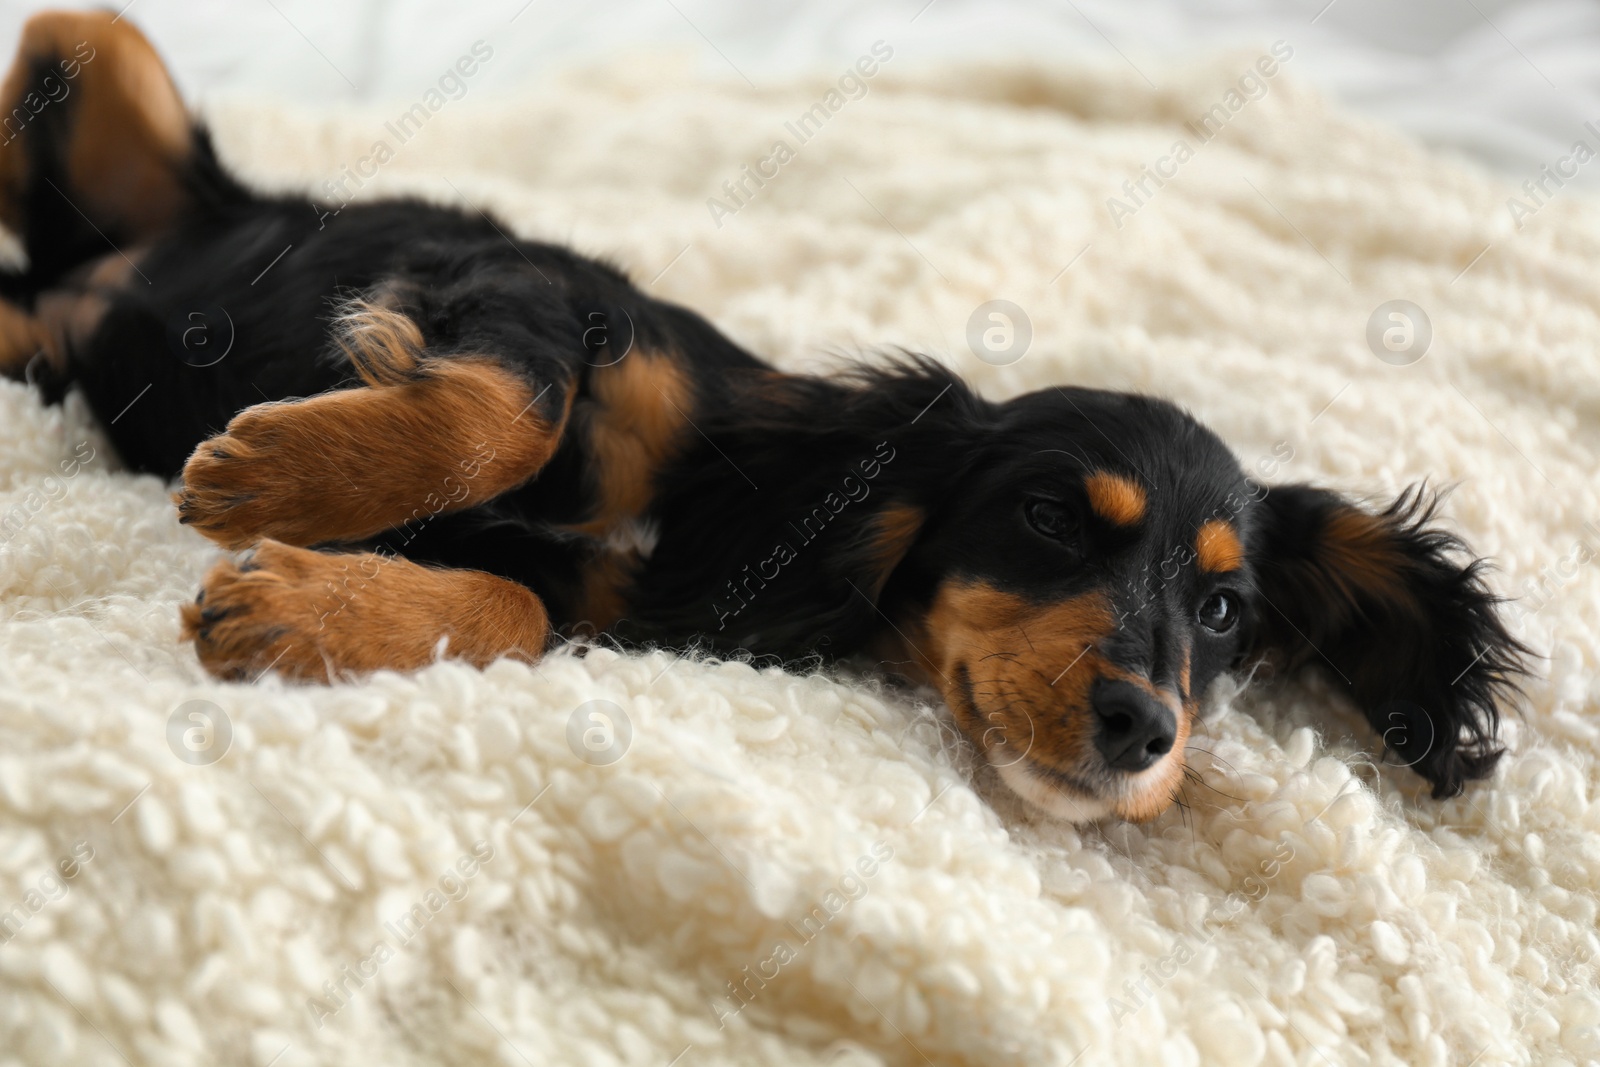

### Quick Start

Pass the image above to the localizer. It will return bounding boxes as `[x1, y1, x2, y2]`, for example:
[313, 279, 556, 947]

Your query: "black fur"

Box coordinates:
[1246, 484, 1531, 797]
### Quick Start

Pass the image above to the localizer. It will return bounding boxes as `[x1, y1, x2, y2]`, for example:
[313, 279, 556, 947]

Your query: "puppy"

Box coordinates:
[0, 12, 1528, 822]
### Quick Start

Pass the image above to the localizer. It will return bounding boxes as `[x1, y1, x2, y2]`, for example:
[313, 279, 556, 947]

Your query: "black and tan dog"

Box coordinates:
[0, 12, 1528, 821]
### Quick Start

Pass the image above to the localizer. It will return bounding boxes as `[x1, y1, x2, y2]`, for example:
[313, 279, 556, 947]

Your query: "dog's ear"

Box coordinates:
[1244, 483, 1531, 797]
[845, 500, 926, 602]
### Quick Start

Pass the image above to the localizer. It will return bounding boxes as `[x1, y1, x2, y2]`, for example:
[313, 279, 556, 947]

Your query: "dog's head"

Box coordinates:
[878, 383, 1529, 822]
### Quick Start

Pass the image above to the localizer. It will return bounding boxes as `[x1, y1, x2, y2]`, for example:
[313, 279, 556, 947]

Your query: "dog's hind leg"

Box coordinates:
[0, 10, 222, 385]
[0, 10, 196, 279]
[182, 539, 550, 681]
[176, 294, 577, 549]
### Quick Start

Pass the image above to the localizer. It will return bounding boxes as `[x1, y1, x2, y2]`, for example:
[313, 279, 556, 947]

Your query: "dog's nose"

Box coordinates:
[1091, 678, 1176, 772]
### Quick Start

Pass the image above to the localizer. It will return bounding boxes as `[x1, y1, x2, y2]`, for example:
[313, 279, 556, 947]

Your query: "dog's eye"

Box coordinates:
[1024, 498, 1079, 543]
[1198, 592, 1238, 634]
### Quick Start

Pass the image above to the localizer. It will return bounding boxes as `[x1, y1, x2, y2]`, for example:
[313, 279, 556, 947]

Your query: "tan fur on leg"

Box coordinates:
[176, 304, 570, 549]
[182, 540, 550, 682]
[0, 10, 192, 240]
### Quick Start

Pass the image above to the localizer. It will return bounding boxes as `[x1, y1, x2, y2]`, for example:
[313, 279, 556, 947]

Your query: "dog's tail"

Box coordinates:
[0, 9, 248, 378]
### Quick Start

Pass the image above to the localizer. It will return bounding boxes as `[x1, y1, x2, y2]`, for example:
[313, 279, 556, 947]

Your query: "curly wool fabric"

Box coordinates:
[0, 50, 1597, 1067]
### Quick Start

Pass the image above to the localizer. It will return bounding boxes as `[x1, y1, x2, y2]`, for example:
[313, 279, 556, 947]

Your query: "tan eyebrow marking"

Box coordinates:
[1084, 471, 1147, 526]
[1196, 519, 1245, 573]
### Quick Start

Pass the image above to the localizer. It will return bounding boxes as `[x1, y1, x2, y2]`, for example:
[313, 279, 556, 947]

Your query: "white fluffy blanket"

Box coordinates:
[1, 48, 1597, 1067]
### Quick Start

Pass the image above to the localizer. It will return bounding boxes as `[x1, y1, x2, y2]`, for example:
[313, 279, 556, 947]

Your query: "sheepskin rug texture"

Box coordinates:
[1, 47, 1597, 1067]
